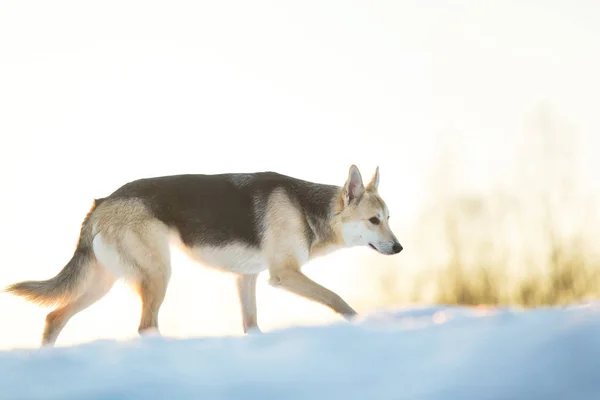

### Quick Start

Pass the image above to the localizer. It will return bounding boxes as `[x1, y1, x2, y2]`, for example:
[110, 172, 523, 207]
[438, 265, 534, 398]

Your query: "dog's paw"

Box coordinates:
[245, 326, 263, 335]
[343, 312, 359, 322]
[139, 327, 161, 338]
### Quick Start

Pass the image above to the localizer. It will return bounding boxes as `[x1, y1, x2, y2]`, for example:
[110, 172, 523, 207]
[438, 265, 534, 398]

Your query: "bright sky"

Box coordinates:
[1, 0, 599, 349]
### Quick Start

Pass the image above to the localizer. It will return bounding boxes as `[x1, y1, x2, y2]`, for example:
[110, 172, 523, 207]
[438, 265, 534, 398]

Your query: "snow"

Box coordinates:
[1, 303, 599, 400]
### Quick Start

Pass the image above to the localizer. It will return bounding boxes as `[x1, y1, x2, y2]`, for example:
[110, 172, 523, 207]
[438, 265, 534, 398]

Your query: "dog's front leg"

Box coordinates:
[269, 268, 357, 320]
[236, 273, 261, 334]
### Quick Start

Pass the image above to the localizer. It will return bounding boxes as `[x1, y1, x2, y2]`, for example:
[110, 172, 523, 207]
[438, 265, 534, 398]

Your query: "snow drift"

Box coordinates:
[0, 303, 599, 400]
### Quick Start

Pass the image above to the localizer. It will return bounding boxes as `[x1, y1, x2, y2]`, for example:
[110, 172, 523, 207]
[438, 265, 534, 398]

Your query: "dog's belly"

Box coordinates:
[188, 243, 268, 275]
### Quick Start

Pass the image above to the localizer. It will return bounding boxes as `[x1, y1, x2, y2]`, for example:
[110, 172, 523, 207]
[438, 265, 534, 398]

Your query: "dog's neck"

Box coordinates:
[307, 189, 350, 259]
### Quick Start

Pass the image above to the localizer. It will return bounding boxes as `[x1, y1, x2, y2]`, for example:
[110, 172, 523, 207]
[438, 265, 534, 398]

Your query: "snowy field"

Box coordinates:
[0, 303, 599, 400]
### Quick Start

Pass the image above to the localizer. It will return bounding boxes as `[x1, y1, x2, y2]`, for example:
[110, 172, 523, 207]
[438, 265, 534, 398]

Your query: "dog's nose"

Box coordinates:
[392, 242, 403, 254]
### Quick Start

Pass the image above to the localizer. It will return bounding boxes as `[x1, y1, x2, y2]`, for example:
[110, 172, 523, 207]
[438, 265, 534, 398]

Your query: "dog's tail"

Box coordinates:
[4, 198, 105, 307]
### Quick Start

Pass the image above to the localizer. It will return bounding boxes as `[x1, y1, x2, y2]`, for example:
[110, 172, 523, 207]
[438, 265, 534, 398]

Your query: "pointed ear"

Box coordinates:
[366, 166, 380, 192]
[343, 165, 365, 206]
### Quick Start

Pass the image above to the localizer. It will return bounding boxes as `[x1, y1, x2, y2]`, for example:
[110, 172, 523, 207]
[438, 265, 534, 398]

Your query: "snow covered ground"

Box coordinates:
[1, 303, 599, 400]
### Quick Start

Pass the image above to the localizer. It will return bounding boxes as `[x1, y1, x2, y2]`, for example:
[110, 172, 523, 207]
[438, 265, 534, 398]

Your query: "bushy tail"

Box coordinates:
[4, 199, 104, 307]
[4, 249, 94, 306]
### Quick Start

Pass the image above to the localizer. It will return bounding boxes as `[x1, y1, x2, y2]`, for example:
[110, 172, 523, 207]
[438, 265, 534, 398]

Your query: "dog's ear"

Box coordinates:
[343, 165, 365, 206]
[366, 166, 380, 192]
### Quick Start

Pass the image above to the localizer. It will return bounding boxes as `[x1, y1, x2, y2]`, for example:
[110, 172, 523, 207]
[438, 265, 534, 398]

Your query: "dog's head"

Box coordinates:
[337, 165, 403, 255]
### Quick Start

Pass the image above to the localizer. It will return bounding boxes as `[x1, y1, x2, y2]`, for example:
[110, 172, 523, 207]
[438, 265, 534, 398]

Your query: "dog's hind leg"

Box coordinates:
[236, 273, 260, 334]
[93, 215, 172, 337]
[134, 267, 170, 336]
[42, 262, 116, 346]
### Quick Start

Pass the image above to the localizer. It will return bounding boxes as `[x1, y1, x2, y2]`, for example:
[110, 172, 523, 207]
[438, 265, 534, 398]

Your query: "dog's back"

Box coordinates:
[105, 172, 340, 249]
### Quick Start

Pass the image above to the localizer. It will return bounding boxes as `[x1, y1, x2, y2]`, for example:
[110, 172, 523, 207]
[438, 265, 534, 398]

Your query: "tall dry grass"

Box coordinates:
[373, 106, 600, 308]
[428, 197, 600, 307]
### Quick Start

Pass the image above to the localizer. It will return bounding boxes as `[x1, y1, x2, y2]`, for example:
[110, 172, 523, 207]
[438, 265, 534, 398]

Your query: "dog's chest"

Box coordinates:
[189, 243, 268, 274]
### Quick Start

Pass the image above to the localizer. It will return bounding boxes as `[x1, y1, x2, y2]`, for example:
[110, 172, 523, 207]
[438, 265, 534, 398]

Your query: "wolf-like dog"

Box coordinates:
[5, 165, 402, 346]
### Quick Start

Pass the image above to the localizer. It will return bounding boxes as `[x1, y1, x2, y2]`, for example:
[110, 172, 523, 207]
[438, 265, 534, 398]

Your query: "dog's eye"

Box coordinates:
[369, 217, 380, 225]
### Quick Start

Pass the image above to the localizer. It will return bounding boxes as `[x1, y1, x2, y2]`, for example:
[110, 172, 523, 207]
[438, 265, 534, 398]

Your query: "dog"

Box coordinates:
[5, 164, 402, 346]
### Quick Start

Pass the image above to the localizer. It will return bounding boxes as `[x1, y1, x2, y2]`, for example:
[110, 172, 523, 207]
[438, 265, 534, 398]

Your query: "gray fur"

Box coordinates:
[103, 172, 340, 248]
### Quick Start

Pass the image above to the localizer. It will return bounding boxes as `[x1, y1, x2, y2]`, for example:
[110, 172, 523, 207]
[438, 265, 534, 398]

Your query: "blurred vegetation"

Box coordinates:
[371, 106, 600, 308]
[425, 198, 600, 307]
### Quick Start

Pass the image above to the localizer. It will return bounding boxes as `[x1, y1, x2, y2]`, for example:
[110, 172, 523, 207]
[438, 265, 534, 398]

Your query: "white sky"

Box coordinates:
[1, 0, 599, 349]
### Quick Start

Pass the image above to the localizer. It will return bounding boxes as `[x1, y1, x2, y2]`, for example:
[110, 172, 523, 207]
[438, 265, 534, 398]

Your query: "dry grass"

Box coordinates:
[515, 241, 600, 307]
[371, 198, 600, 309]
[432, 241, 600, 308]
[371, 107, 600, 308]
